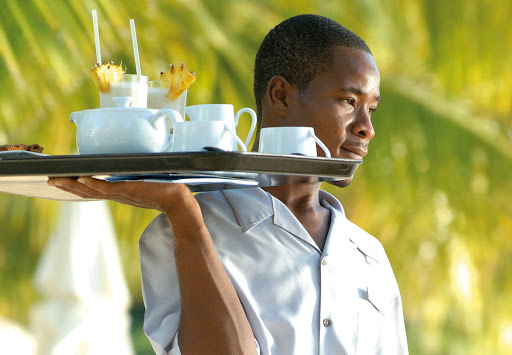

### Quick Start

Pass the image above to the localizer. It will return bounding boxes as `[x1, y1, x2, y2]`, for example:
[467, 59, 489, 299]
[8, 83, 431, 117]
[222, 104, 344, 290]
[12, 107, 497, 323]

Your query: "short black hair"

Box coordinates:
[253, 14, 372, 123]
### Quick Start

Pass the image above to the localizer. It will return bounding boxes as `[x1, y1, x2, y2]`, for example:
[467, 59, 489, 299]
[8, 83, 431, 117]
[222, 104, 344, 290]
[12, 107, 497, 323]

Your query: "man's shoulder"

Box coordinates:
[320, 190, 389, 264]
[195, 188, 270, 216]
[194, 190, 228, 203]
[345, 219, 389, 265]
[194, 190, 236, 216]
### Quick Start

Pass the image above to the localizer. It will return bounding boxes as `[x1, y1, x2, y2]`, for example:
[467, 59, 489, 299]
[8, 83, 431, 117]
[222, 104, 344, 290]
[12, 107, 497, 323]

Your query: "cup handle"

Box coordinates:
[225, 126, 247, 152]
[309, 131, 331, 158]
[235, 108, 257, 147]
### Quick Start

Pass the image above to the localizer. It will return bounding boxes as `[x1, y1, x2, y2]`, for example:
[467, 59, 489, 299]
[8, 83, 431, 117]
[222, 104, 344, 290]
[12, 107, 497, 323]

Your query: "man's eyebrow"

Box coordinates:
[337, 87, 381, 103]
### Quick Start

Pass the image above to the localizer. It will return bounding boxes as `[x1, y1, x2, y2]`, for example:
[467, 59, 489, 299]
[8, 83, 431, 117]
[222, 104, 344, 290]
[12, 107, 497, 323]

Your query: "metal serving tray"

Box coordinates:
[0, 151, 361, 201]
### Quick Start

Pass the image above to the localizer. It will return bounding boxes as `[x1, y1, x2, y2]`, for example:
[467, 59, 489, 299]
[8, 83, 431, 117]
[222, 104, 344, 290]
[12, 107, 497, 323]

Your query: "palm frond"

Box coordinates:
[0, 1, 511, 354]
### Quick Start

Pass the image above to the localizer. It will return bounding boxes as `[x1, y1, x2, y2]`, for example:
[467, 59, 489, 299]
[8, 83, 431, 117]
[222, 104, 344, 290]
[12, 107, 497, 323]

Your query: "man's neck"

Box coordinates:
[263, 182, 331, 250]
[263, 182, 322, 211]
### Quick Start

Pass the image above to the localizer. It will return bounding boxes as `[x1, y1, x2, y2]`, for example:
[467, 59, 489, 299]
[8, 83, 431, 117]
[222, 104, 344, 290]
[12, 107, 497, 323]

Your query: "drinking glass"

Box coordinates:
[147, 80, 187, 117]
[99, 74, 148, 108]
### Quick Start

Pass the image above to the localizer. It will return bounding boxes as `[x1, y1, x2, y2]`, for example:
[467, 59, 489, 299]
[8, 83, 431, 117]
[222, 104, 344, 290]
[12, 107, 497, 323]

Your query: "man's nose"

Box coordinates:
[351, 108, 375, 140]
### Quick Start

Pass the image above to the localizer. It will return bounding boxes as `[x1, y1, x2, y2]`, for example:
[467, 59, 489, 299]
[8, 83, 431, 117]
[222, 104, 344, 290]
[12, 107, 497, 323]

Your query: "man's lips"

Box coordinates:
[341, 145, 368, 159]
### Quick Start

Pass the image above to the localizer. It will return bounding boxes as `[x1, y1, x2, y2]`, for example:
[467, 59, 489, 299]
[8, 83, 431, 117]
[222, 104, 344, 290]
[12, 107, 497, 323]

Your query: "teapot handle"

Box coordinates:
[150, 109, 184, 151]
[235, 108, 257, 147]
[150, 108, 184, 129]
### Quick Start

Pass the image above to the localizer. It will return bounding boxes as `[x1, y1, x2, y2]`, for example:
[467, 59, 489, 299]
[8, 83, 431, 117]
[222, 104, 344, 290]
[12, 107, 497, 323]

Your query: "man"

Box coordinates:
[49, 14, 408, 355]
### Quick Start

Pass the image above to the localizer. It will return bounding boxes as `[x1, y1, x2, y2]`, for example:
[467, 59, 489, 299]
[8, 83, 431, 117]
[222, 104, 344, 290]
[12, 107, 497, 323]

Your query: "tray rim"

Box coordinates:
[0, 151, 362, 179]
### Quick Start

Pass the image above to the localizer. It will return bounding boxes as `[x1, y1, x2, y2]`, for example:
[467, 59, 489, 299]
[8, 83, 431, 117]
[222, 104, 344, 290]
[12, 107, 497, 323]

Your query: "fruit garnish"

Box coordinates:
[160, 61, 196, 101]
[90, 61, 125, 93]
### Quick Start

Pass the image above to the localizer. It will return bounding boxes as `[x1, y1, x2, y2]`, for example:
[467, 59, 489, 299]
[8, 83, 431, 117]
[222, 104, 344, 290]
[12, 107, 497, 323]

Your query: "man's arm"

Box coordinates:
[48, 177, 256, 354]
[166, 190, 256, 354]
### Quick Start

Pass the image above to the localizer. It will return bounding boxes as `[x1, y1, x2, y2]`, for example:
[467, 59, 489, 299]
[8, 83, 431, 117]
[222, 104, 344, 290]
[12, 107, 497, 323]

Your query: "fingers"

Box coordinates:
[75, 177, 165, 202]
[47, 176, 194, 213]
[48, 177, 110, 200]
[75, 177, 121, 198]
[48, 176, 138, 201]
[75, 177, 148, 197]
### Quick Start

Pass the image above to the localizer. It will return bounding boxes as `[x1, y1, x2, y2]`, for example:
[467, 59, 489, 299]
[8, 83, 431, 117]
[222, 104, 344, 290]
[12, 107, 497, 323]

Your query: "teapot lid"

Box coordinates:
[112, 96, 133, 108]
[78, 96, 157, 114]
[98, 96, 151, 111]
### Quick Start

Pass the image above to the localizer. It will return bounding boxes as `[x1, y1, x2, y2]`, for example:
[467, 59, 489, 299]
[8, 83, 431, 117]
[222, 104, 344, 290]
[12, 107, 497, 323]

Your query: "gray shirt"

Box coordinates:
[139, 187, 408, 354]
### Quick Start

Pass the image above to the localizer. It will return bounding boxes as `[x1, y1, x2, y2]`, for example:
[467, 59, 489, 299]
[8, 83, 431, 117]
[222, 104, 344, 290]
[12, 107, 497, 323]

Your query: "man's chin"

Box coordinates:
[327, 178, 352, 188]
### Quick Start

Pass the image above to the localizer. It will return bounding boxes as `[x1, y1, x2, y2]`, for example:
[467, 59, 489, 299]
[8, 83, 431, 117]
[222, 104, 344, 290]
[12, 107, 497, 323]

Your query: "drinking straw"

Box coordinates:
[129, 19, 142, 77]
[92, 9, 101, 65]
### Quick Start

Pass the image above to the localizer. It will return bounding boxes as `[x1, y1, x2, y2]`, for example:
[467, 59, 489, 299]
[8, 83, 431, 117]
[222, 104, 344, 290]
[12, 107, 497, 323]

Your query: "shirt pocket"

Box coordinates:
[355, 286, 390, 354]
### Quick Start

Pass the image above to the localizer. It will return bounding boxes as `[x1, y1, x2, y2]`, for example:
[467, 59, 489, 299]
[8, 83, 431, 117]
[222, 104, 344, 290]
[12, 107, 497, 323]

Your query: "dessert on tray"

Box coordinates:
[0, 144, 44, 153]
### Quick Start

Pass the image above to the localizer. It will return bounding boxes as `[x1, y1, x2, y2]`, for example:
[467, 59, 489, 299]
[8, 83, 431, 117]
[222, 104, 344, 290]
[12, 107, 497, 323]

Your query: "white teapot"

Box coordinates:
[184, 104, 256, 150]
[70, 97, 183, 154]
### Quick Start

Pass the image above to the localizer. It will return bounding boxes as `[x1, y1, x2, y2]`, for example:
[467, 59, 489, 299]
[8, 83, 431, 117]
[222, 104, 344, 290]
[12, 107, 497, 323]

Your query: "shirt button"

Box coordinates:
[321, 257, 328, 265]
[323, 318, 331, 327]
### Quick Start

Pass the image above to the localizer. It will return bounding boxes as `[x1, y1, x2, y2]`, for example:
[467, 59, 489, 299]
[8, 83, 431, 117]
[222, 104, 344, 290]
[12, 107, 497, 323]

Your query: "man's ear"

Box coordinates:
[267, 76, 292, 118]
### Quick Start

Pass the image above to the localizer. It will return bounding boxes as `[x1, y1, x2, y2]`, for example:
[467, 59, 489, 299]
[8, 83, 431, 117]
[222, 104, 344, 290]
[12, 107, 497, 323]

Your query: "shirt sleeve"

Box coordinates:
[164, 331, 262, 355]
[139, 213, 182, 354]
[139, 212, 262, 355]
[346, 219, 409, 354]
[374, 295, 409, 355]
[370, 247, 409, 355]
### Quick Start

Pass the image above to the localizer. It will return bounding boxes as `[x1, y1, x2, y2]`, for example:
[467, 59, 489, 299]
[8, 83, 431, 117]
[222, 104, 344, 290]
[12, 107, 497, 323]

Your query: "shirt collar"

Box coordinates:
[320, 190, 383, 264]
[271, 194, 319, 251]
[222, 188, 316, 249]
[222, 188, 383, 263]
[222, 188, 274, 233]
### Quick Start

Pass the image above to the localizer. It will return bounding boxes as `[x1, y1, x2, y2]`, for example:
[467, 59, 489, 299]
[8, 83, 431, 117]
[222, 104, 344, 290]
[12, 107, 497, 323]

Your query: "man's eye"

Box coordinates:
[340, 98, 354, 105]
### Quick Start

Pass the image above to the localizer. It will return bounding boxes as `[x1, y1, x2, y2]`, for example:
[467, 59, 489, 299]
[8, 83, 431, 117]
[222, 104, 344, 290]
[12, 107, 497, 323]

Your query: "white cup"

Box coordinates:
[99, 74, 148, 108]
[147, 81, 187, 117]
[258, 127, 331, 157]
[184, 104, 257, 148]
[170, 121, 247, 152]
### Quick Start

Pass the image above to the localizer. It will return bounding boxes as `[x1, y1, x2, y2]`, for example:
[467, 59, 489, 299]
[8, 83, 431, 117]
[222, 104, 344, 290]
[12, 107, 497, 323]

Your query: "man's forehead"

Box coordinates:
[328, 47, 380, 93]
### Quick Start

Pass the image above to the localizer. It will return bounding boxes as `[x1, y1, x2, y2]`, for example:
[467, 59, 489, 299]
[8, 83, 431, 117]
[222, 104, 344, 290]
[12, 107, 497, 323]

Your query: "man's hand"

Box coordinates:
[47, 177, 193, 216]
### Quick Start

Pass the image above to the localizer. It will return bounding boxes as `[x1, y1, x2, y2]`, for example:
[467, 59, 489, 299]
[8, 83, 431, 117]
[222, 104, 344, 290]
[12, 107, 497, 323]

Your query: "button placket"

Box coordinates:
[319, 254, 330, 354]
[319, 254, 333, 355]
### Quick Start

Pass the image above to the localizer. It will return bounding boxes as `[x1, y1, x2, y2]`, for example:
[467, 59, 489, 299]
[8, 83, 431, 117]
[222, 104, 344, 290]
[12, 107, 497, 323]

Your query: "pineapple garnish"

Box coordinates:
[90, 61, 125, 93]
[160, 61, 196, 101]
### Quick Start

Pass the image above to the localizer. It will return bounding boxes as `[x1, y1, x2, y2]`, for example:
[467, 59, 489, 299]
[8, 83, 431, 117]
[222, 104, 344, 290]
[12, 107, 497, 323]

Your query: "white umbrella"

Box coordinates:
[30, 201, 134, 355]
[0, 317, 36, 355]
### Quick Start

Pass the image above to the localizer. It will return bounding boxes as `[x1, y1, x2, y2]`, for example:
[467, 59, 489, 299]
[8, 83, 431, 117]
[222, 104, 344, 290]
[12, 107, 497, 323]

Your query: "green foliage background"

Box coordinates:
[1, 0, 511, 354]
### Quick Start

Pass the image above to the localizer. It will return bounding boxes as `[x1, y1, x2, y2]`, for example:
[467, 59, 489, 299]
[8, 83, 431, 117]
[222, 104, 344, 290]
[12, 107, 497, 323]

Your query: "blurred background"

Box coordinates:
[1, 0, 511, 354]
